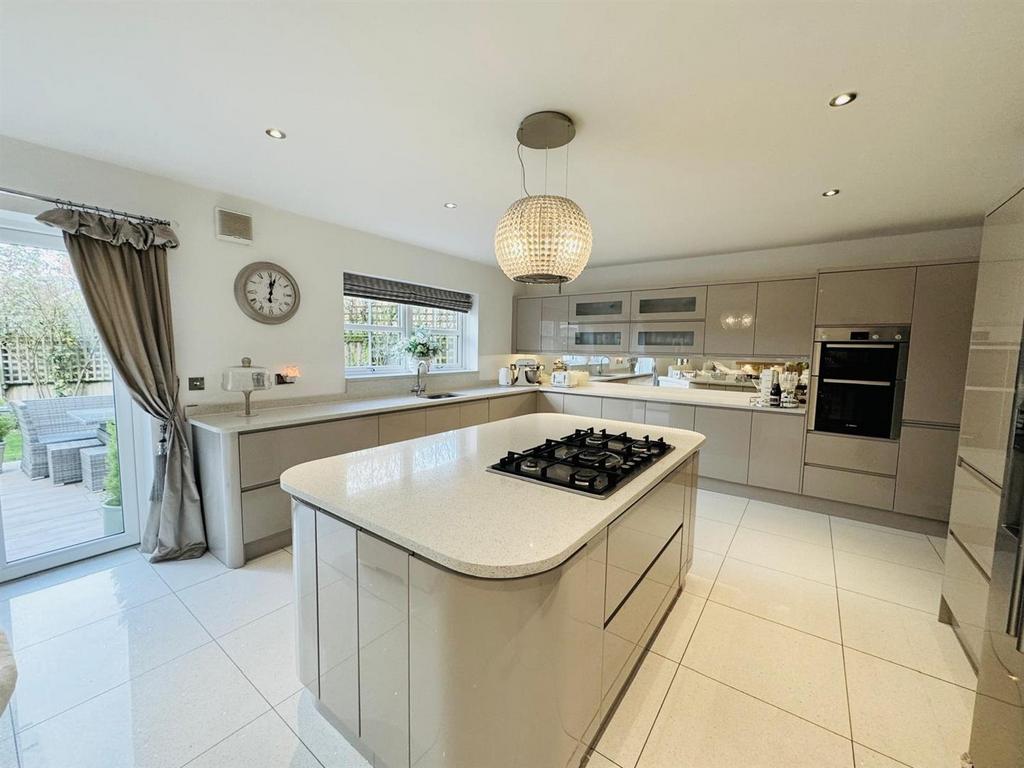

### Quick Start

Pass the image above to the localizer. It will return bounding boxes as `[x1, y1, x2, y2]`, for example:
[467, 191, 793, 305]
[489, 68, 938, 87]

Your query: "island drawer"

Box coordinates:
[239, 415, 380, 489]
[240, 483, 291, 543]
[604, 463, 687, 621]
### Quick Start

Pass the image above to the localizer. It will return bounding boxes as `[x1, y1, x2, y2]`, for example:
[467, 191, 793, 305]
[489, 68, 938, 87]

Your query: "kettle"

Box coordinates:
[498, 365, 515, 386]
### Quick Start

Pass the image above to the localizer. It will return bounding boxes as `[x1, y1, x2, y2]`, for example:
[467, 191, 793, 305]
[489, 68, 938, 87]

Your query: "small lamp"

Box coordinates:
[222, 356, 273, 416]
[275, 365, 301, 385]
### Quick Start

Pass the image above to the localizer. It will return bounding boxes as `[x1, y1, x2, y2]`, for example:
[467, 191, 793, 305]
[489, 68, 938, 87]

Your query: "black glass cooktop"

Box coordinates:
[488, 427, 674, 497]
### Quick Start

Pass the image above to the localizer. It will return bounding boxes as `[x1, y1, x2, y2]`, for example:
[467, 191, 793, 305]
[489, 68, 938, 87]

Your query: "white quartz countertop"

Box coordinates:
[540, 382, 807, 415]
[188, 385, 533, 434]
[281, 413, 704, 579]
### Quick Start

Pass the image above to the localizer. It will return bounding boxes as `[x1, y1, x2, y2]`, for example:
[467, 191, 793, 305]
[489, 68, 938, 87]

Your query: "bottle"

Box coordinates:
[769, 370, 782, 408]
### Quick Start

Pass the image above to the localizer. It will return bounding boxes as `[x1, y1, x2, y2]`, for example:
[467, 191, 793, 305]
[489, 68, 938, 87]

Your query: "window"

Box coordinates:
[344, 296, 465, 375]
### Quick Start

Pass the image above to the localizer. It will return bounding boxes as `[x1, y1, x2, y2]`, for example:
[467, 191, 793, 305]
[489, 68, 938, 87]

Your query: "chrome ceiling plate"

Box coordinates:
[516, 111, 576, 149]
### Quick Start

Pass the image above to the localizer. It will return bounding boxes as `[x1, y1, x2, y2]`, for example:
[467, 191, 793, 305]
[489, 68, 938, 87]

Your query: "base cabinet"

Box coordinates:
[893, 425, 959, 521]
[747, 413, 805, 493]
[693, 407, 752, 483]
[380, 409, 427, 445]
[488, 392, 536, 421]
[562, 393, 603, 418]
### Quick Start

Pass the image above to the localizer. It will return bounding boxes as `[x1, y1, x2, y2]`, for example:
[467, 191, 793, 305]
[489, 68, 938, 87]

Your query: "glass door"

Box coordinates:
[0, 231, 142, 582]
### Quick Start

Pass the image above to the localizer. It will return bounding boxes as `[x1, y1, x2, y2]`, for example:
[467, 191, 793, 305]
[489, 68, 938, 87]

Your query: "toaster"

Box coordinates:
[550, 370, 585, 388]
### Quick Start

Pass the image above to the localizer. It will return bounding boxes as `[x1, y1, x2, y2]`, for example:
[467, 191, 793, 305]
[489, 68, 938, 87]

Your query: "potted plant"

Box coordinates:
[0, 412, 13, 473]
[404, 328, 441, 373]
[101, 420, 124, 536]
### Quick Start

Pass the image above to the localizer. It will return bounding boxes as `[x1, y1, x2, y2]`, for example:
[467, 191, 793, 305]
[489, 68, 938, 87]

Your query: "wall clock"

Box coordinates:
[233, 261, 301, 324]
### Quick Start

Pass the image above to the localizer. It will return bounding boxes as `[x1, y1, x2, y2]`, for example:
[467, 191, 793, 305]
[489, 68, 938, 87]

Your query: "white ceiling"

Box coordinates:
[2, 1, 1023, 267]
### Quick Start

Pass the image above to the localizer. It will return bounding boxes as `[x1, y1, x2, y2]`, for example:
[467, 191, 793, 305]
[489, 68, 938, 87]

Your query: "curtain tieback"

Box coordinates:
[150, 419, 170, 502]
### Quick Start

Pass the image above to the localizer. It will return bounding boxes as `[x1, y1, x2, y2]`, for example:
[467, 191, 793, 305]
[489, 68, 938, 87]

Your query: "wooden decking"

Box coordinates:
[0, 460, 109, 562]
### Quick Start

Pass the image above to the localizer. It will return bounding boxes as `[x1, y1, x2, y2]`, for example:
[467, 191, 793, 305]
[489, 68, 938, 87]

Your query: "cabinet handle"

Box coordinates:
[820, 378, 891, 387]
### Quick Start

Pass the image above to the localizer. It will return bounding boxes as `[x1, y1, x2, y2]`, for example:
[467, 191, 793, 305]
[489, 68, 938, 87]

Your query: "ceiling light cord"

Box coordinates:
[517, 143, 530, 197]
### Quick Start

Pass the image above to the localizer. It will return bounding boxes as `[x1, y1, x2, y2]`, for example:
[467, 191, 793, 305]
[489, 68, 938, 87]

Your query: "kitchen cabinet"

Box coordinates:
[947, 457, 1002, 577]
[357, 532, 410, 768]
[753, 278, 816, 357]
[541, 296, 570, 352]
[568, 323, 629, 353]
[562, 393, 603, 418]
[424, 403, 461, 435]
[316, 510, 360, 734]
[601, 397, 645, 423]
[459, 400, 490, 427]
[941, 535, 989, 664]
[536, 392, 564, 413]
[628, 322, 704, 355]
[487, 392, 536, 421]
[747, 412, 804, 493]
[515, 297, 542, 352]
[629, 286, 706, 322]
[903, 262, 978, 426]
[239, 415, 379, 489]
[704, 283, 757, 357]
[893, 424, 959, 520]
[379, 409, 427, 445]
[802, 465, 896, 510]
[693, 407, 751, 483]
[804, 432, 899, 476]
[569, 292, 632, 323]
[816, 267, 916, 326]
[240, 484, 291, 544]
[644, 401, 695, 430]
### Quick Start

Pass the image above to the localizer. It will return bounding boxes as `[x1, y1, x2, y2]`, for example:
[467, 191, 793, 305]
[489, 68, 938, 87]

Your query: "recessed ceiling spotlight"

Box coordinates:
[822, 188, 841, 197]
[265, 128, 286, 139]
[828, 92, 857, 107]
[443, 202, 458, 209]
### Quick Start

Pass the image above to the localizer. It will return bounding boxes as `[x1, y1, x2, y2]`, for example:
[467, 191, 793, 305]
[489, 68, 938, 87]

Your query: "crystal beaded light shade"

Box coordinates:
[494, 194, 593, 284]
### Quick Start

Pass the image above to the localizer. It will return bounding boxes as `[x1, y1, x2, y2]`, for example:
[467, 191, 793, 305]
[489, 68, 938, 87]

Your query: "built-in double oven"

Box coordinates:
[808, 326, 910, 440]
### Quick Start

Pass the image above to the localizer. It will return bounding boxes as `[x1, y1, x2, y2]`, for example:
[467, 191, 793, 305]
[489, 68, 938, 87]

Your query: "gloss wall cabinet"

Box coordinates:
[629, 322, 704, 355]
[753, 278, 816, 357]
[569, 292, 632, 323]
[515, 296, 543, 352]
[704, 282, 757, 357]
[815, 266, 917, 326]
[541, 296, 570, 352]
[629, 286, 707, 322]
[567, 323, 630, 353]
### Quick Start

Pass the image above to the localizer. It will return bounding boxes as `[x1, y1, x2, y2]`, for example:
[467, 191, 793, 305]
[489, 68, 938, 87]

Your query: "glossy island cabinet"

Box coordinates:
[282, 414, 703, 768]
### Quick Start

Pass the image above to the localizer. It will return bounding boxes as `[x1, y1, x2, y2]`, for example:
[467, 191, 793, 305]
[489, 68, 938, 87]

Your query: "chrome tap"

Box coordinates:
[411, 359, 429, 396]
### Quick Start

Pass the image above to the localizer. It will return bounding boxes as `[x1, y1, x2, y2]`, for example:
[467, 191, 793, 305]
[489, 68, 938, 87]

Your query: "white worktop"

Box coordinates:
[540, 381, 807, 415]
[187, 385, 530, 434]
[281, 413, 704, 579]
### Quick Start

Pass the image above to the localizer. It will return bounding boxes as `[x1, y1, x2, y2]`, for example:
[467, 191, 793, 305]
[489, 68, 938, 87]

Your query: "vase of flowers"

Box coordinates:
[405, 328, 441, 372]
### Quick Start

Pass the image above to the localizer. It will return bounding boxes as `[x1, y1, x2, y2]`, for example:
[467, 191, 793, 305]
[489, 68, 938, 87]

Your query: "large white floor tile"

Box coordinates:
[834, 551, 943, 613]
[683, 549, 723, 598]
[275, 689, 371, 768]
[637, 668, 854, 768]
[710, 557, 841, 642]
[582, 751, 618, 768]
[149, 551, 229, 592]
[0, 547, 142, 603]
[927, 536, 947, 562]
[0, 558, 169, 648]
[682, 602, 850, 736]
[845, 649, 974, 768]
[0, 735, 16, 768]
[11, 593, 210, 731]
[185, 710, 320, 768]
[830, 520, 944, 573]
[838, 590, 976, 689]
[727, 527, 836, 585]
[177, 550, 293, 637]
[830, 517, 927, 541]
[597, 652, 677, 768]
[693, 517, 736, 555]
[853, 744, 910, 767]
[220, 603, 302, 705]
[651, 592, 706, 661]
[17, 643, 268, 768]
[740, 501, 833, 547]
[695, 490, 748, 525]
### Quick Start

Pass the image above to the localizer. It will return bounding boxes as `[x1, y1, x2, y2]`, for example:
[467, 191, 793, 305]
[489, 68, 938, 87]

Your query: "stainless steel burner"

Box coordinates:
[521, 457, 542, 474]
[584, 435, 605, 447]
[573, 468, 600, 487]
[577, 450, 607, 464]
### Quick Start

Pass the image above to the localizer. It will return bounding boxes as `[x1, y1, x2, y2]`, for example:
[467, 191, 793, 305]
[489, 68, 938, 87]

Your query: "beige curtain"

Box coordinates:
[37, 208, 206, 561]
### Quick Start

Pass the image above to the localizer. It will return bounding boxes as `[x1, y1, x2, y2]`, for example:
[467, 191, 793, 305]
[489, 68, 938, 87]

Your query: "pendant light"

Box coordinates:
[494, 112, 592, 284]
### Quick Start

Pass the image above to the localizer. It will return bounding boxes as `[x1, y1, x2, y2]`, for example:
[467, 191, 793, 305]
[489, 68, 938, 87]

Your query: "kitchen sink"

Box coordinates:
[420, 392, 458, 399]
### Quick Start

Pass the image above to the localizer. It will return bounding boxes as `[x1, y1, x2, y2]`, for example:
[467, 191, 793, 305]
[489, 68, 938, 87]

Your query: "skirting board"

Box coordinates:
[700, 477, 949, 538]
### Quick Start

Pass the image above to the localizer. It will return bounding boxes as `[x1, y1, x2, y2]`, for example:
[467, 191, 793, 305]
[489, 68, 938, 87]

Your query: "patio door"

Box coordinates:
[0, 220, 143, 582]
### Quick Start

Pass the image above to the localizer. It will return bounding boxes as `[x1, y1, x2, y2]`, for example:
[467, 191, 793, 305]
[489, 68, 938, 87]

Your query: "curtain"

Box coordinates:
[37, 208, 206, 562]
[343, 272, 473, 313]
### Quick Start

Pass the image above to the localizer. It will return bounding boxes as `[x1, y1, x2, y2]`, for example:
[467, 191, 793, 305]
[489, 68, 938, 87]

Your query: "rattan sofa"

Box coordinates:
[10, 395, 113, 479]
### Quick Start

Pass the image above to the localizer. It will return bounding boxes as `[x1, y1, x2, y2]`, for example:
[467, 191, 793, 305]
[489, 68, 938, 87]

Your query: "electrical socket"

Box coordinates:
[188, 377, 205, 391]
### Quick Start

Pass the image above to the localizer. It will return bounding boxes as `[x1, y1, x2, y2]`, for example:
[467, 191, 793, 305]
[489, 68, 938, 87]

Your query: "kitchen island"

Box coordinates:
[281, 413, 703, 768]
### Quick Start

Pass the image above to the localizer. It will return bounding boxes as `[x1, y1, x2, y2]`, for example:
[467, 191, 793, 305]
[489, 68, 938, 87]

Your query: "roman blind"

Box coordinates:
[343, 272, 473, 313]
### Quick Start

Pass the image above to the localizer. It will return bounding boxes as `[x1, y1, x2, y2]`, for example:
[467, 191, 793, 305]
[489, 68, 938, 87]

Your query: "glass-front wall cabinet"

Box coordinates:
[630, 322, 705, 355]
[630, 287, 707, 322]
[569, 293, 632, 323]
[567, 323, 629, 353]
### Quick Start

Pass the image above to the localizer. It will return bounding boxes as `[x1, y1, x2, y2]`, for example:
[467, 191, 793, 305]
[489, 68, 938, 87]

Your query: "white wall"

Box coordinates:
[0, 136, 515, 407]
[519, 226, 982, 296]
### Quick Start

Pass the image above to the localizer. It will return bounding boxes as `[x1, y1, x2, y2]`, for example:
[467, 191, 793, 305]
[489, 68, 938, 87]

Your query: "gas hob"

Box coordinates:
[488, 427, 674, 497]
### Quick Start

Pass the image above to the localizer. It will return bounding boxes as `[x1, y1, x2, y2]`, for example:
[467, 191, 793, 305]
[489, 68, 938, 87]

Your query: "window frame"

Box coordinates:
[344, 296, 467, 377]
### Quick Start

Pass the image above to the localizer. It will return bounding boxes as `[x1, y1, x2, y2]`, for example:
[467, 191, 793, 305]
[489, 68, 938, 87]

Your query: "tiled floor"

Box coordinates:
[0, 490, 974, 768]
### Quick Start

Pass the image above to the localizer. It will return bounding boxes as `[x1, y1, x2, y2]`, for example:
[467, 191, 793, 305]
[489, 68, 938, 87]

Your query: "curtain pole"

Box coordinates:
[0, 185, 171, 226]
